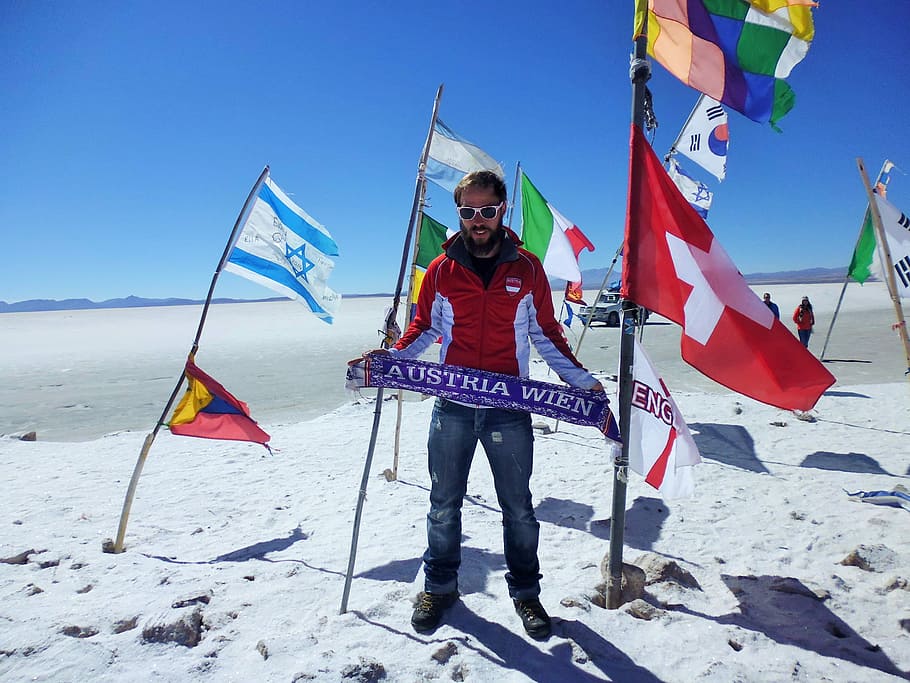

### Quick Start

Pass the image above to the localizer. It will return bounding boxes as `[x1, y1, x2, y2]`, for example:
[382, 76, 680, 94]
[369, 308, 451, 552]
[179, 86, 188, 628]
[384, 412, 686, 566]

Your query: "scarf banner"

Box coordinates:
[347, 353, 621, 442]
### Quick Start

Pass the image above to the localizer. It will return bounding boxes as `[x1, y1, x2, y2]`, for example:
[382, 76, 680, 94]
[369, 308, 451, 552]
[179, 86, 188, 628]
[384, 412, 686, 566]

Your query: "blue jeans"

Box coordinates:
[798, 329, 811, 347]
[423, 398, 541, 600]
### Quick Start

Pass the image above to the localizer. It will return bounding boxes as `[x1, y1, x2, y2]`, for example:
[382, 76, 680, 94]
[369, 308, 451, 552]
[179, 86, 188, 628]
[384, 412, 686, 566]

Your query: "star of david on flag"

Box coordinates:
[225, 175, 341, 323]
[667, 157, 713, 219]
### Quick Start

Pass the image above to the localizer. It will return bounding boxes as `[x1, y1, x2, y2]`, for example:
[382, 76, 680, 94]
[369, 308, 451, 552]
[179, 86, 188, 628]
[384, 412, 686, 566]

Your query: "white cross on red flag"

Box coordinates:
[621, 125, 835, 412]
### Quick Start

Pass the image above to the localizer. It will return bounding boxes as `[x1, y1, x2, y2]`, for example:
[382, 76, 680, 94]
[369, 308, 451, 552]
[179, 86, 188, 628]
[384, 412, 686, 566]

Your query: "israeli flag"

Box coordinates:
[225, 176, 341, 323]
[426, 119, 504, 193]
[667, 157, 713, 219]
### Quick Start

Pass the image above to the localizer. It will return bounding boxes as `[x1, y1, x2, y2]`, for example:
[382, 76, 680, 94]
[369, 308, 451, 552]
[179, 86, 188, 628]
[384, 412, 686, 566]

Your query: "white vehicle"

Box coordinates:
[577, 291, 650, 327]
[577, 291, 623, 326]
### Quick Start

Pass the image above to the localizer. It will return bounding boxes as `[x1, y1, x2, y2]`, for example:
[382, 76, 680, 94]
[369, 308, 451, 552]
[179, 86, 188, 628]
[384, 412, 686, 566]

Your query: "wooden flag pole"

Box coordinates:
[340, 85, 444, 614]
[820, 160, 893, 360]
[385, 173, 432, 482]
[856, 158, 910, 377]
[109, 166, 270, 553]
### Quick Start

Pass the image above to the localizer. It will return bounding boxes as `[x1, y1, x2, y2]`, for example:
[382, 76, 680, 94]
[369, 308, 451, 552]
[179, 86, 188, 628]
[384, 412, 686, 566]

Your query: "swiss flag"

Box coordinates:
[621, 125, 835, 411]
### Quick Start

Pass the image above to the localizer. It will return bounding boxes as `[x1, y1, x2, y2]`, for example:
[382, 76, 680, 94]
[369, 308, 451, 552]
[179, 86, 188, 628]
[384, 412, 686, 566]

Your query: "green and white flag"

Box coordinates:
[847, 210, 879, 285]
[850, 196, 910, 299]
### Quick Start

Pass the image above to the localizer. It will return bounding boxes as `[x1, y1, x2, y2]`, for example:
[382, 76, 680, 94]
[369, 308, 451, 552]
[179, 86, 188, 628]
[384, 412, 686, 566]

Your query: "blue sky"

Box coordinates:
[2, 2, 908, 303]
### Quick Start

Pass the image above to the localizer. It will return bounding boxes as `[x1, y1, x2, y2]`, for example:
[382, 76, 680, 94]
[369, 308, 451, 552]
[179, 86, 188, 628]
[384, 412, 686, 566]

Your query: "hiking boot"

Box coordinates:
[411, 591, 458, 632]
[513, 598, 552, 639]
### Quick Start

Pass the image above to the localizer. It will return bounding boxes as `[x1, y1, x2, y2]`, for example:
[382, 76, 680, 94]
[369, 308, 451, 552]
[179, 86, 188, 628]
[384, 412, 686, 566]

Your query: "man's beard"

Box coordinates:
[460, 221, 504, 257]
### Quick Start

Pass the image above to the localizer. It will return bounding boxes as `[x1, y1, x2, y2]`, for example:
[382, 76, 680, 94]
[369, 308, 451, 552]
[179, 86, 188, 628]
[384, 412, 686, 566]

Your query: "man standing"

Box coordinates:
[762, 292, 780, 320]
[390, 170, 602, 639]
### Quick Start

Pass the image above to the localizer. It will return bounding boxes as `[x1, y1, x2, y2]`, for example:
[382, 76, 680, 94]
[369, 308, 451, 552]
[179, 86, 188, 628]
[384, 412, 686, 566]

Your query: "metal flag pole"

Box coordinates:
[606, 3, 650, 609]
[856, 158, 910, 377]
[573, 244, 623, 359]
[820, 160, 893, 360]
[551, 244, 622, 433]
[110, 166, 270, 553]
[340, 85, 444, 614]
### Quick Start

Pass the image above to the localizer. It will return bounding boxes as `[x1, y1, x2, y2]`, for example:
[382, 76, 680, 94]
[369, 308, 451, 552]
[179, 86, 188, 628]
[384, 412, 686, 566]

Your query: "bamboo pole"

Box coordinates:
[110, 166, 270, 553]
[340, 85, 444, 614]
[856, 158, 910, 376]
[386, 189, 430, 481]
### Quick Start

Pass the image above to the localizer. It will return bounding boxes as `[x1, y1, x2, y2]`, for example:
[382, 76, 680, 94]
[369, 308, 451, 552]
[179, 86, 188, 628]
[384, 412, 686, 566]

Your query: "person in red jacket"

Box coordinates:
[393, 170, 602, 639]
[792, 296, 815, 348]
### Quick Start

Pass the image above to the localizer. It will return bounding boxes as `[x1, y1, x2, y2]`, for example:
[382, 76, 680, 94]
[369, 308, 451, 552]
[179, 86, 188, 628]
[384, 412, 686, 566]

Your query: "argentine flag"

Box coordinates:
[426, 119, 503, 193]
[225, 176, 341, 323]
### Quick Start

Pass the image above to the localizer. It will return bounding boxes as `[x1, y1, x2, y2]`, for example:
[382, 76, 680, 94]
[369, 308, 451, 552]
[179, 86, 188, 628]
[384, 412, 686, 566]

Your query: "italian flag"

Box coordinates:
[520, 170, 594, 281]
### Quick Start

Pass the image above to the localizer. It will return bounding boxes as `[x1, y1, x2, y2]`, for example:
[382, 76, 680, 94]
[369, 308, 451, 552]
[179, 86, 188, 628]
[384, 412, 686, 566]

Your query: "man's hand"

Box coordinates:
[347, 348, 389, 366]
[590, 381, 604, 393]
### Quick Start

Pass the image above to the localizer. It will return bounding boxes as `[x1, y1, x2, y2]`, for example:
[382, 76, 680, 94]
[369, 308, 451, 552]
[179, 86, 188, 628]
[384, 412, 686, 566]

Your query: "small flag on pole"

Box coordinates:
[169, 360, 270, 447]
[872, 194, 910, 298]
[426, 119, 503, 193]
[410, 213, 452, 319]
[675, 95, 728, 181]
[626, 337, 700, 499]
[667, 157, 713, 219]
[520, 170, 595, 282]
[225, 176, 341, 323]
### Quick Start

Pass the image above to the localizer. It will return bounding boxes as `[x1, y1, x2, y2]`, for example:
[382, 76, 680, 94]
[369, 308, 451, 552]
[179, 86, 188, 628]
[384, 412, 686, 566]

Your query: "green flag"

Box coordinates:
[416, 214, 448, 269]
[410, 214, 450, 312]
[847, 211, 877, 284]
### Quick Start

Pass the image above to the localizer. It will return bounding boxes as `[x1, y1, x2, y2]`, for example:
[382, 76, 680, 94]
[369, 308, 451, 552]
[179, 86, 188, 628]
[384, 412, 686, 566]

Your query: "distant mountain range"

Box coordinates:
[576, 265, 853, 290]
[0, 293, 389, 313]
[1, 267, 856, 313]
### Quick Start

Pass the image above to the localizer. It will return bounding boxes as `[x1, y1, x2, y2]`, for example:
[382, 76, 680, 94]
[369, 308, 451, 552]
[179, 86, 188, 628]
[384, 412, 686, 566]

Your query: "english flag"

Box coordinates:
[627, 337, 700, 499]
[621, 125, 834, 411]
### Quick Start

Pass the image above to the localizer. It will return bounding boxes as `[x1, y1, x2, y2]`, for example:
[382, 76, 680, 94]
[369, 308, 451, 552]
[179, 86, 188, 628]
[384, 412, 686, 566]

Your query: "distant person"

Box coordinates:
[762, 292, 780, 320]
[792, 296, 815, 348]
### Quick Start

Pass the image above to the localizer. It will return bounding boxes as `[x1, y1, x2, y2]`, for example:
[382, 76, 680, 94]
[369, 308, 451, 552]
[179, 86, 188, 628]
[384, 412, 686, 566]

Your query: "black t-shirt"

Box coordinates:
[470, 254, 498, 288]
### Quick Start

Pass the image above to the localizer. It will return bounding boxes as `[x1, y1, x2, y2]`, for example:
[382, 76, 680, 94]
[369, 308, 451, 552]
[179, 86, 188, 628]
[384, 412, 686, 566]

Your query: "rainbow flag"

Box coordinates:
[643, 0, 817, 128]
[168, 361, 270, 447]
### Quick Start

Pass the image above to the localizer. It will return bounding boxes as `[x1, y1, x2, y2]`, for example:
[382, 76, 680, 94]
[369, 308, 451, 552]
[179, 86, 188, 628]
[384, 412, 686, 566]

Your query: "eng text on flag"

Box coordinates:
[626, 337, 700, 499]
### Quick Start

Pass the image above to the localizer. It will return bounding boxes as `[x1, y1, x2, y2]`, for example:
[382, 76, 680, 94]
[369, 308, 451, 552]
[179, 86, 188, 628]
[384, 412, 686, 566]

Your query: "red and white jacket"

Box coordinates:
[392, 229, 597, 390]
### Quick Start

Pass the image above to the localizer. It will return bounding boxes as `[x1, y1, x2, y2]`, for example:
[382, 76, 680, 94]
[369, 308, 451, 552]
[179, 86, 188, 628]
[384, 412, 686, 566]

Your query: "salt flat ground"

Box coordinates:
[0, 282, 905, 441]
[1, 282, 908, 682]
